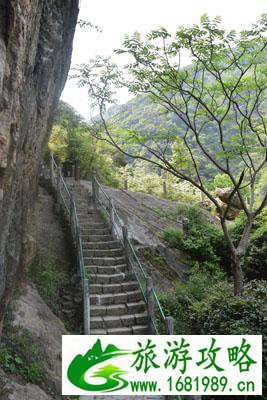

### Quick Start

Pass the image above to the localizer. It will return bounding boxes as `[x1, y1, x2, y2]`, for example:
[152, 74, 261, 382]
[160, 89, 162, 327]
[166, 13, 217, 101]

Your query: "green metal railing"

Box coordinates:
[92, 171, 174, 335]
[50, 153, 90, 334]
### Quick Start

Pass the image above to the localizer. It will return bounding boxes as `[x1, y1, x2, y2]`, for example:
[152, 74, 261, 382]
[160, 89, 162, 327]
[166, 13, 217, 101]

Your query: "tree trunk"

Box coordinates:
[231, 250, 244, 296]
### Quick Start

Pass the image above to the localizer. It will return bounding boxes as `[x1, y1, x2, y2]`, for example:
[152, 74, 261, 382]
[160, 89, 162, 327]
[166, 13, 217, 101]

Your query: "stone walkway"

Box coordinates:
[67, 180, 148, 334]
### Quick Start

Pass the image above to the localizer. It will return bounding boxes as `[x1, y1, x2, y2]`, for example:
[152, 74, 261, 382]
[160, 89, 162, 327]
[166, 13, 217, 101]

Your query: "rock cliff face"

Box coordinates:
[0, 0, 79, 322]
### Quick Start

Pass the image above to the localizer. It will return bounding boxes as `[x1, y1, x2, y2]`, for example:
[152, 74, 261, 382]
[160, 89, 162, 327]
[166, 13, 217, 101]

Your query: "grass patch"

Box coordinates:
[162, 204, 225, 266]
[0, 311, 46, 385]
[142, 248, 177, 281]
[28, 260, 67, 314]
[162, 226, 183, 248]
[28, 260, 83, 333]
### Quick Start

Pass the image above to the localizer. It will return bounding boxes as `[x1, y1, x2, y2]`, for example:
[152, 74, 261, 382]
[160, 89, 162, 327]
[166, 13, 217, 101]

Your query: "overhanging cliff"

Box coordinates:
[0, 0, 79, 321]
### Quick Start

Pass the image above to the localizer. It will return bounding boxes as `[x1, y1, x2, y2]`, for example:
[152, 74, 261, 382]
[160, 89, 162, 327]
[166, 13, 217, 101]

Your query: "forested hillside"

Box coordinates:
[49, 15, 267, 398]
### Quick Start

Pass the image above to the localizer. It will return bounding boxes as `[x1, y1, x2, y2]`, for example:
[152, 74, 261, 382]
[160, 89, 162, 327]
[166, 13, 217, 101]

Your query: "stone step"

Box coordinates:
[71, 191, 88, 197]
[90, 312, 148, 329]
[89, 272, 132, 285]
[91, 303, 147, 318]
[91, 304, 127, 316]
[90, 325, 148, 335]
[90, 290, 143, 305]
[80, 228, 110, 235]
[76, 207, 89, 214]
[82, 240, 121, 250]
[65, 182, 149, 337]
[84, 256, 126, 266]
[132, 325, 149, 334]
[87, 210, 103, 216]
[62, 198, 88, 210]
[65, 195, 88, 202]
[90, 281, 139, 294]
[127, 300, 147, 314]
[80, 221, 109, 229]
[83, 248, 124, 258]
[81, 214, 104, 222]
[85, 264, 127, 275]
[68, 189, 84, 195]
[81, 234, 114, 242]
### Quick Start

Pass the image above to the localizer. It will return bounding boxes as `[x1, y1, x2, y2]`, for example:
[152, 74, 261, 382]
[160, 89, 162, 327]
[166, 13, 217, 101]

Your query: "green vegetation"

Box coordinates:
[163, 226, 183, 248]
[163, 205, 266, 280]
[28, 260, 82, 333]
[230, 209, 267, 280]
[163, 204, 226, 269]
[0, 314, 46, 385]
[141, 248, 177, 281]
[119, 160, 201, 202]
[29, 260, 67, 313]
[190, 279, 267, 335]
[49, 101, 125, 186]
[74, 15, 267, 295]
[46, 14, 266, 398]
[159, 278, 267, 396]
[0, 333, 45, 383]
[160, 204, 266, 395]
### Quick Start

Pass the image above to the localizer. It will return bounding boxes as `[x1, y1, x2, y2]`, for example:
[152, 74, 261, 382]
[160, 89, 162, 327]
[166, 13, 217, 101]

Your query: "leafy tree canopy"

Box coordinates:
[73, 15, 267, 295]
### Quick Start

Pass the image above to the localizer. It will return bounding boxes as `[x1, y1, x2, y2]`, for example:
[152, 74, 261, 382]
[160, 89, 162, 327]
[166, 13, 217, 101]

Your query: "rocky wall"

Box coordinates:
[0, 0, 79, 323]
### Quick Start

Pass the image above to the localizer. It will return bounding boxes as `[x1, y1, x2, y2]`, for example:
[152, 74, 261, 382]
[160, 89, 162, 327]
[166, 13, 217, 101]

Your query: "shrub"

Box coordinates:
[0, 329, 46, 384]
[213, 173, 233, 188]
[160, 278, 266, 398]
[28, 261, 67, 313]
[163, 204, 226, 265]
[162, 226, 183, 248]
[244, 223, 267, 279]
[190, 279, 267, 335]
[230, 209, 267, 280]
[190, 279, 267, 398]
[159, 266, 225, 334]
[175, 203, 206, 223]
[159, 282, 192, 334]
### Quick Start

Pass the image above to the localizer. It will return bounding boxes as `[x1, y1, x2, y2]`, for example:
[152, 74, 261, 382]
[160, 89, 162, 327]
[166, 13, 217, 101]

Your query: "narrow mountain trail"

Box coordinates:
[64, 180, 168, 400]
[80, 180, 189, 283]
[66, 181, 148, 335]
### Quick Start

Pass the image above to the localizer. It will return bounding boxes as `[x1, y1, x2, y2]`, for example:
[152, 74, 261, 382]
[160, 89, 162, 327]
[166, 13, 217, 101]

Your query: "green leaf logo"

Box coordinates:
[67, 339, 131, 392]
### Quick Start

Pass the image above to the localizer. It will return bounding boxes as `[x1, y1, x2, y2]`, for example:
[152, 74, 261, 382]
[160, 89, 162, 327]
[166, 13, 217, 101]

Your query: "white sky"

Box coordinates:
[61, 0, 267, 119]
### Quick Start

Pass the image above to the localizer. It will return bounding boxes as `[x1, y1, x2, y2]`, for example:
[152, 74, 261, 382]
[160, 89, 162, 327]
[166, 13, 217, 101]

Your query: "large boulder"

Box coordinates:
[215, 187, 243, 209]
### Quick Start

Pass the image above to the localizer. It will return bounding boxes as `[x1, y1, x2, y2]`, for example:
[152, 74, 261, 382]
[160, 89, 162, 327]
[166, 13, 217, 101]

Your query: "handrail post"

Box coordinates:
[56, 167, 61, 202]
[70, 192, 74, 236]
[146, 276, 155, 334]
[76, 226, 81, 272]
[50, 152, 54, 185]
[109, 198, 115, 235]
[182, 217, 189, 235]
[165, 316, 174, 335]
[122, 225, 130, 269]
[92, 170, 98, 208]
[75, 161, 81, 182]
[71, 164, 75, 178]
[83, 278, 90, 335]
[54, 167, 61, 214]
[163, 180, 167, 199]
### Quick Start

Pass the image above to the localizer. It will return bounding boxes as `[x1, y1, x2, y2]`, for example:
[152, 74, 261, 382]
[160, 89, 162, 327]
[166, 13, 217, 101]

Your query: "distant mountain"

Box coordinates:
[106, 95, 185, 136]
[105, 95, 221, 178]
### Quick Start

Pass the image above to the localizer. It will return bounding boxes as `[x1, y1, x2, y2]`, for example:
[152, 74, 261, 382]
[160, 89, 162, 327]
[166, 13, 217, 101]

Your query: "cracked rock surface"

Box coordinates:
[0, 0, 79, 322]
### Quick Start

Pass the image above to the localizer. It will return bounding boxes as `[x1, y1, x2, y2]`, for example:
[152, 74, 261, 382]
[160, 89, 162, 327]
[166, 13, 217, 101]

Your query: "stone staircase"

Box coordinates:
[67, 180, 148, 335]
